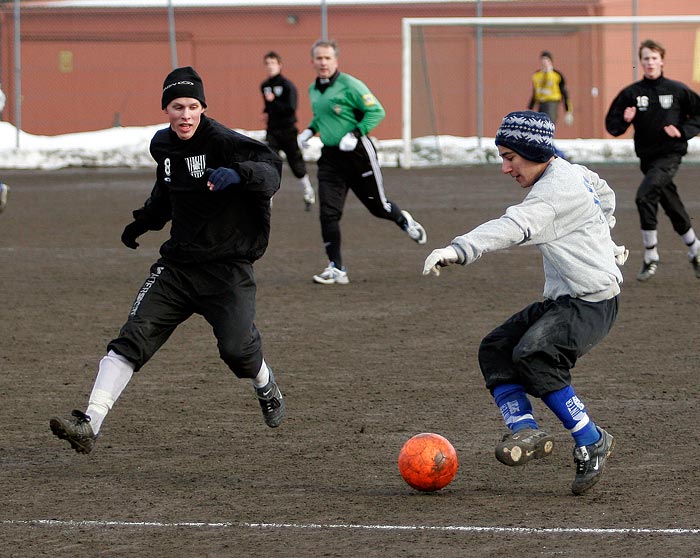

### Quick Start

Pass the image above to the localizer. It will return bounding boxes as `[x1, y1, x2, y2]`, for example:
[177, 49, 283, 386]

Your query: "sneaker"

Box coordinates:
[690, 255, 700, 279]
[636, 259, 658, 281]
[572, 427, 615, 495]
[0, 182, 9, 213]
[401, 210, 427, 245]
[255, 369, 285, 428]
[495, 428, 555, 466]
[313, 262, 349, 285]
[303, 185, 316, 211]
[49, 410, 97, 454]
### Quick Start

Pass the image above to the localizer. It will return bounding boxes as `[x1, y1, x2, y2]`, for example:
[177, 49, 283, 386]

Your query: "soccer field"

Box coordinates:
[2, 164, 699, 556]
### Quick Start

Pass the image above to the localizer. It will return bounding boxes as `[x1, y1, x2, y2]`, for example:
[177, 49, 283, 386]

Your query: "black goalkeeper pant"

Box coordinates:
[108, 259, 263, 377]
[316, 137, 404, 268]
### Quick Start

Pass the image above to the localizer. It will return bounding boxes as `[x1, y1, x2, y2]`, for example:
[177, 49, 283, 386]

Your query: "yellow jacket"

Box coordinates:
[528, 69, 572, 112]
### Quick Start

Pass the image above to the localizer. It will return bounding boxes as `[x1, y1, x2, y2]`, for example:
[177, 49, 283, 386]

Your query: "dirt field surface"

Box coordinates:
[2, 163, 700, 557]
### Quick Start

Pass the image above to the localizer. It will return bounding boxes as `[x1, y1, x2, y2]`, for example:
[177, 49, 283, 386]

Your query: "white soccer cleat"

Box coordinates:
[401, 210, 427, 245]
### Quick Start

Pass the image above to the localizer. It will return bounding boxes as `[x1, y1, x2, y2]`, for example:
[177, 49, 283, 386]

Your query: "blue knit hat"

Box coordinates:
[495, 111, 555, 162]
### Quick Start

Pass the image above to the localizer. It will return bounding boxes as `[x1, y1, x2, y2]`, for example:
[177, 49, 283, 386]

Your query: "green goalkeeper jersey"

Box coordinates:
[308, 72, 385, 147]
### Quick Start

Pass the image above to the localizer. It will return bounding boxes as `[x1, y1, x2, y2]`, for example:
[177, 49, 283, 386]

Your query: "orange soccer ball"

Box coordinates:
[398, 433, 458, 492]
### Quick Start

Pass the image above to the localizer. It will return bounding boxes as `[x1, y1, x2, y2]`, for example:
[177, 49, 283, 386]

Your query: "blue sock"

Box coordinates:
[542, 386, 600, 446]
[493, 383, 538, 432]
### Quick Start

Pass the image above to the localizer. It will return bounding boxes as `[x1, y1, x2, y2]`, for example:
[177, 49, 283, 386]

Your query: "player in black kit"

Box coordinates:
[606, 39, 700, 281]
[50, 66, 285, 455]
[261, 51, 315, 210]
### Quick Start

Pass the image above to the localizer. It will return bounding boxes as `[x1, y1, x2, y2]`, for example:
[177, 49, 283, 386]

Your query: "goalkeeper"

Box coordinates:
[528, 50, 574, 126]
[423, 111, 625, 496]
[297, 39, 427, 285]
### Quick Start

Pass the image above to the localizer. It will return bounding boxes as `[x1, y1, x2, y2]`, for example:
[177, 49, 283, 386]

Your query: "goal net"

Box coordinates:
[401, 15, 700, 167]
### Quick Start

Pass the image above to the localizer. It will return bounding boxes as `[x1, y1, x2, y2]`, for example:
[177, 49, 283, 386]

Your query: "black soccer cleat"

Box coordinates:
[50, 410, 97, 454]
[495, 428, 555, 466]
[690, 254, 700, 279]
[255, 370, 285, 428]
[571, 427, 615, 495]
[637, 260, 659, 281]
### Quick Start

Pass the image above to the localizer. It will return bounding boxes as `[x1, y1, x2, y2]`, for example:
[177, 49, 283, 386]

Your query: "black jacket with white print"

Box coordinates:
[135, 114, 282, 264]
[606, 74, 700, 160]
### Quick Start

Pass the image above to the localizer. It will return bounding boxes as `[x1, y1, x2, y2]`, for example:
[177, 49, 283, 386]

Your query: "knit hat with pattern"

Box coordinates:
[495, 111, 555, 162]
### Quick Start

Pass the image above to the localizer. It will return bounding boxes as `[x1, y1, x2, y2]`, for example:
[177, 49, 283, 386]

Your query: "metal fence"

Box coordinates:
[1, 1, 699, 149]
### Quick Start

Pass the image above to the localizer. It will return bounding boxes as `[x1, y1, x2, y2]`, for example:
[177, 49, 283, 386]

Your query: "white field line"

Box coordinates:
[2, 519, 700, 535]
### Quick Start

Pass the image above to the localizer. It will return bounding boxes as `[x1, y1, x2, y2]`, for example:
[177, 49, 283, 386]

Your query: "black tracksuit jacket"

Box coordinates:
[605, 75, 700, 160]
[134, 114, 282, 264]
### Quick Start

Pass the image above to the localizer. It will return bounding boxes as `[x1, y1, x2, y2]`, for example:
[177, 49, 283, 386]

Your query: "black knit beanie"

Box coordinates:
[494, 111, 555, 162]
[161, 66, 207, 109]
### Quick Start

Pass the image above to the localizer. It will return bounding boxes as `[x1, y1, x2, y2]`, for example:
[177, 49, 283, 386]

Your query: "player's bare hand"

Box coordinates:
[664, 124, 681, 138]
[623, 107, 636, 123]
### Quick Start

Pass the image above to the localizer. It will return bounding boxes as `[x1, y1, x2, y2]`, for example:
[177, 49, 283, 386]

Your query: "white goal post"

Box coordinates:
[401, 15, 700, 168]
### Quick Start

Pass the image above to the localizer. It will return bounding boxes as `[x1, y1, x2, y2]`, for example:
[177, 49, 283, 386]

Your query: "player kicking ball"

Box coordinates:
[423, 111, 627, 495]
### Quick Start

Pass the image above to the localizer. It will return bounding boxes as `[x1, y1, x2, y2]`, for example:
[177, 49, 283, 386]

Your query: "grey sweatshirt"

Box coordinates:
[451, 157, 622, 302]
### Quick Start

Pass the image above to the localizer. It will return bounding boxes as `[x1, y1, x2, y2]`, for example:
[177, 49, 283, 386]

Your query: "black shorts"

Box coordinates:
[478, 295, 619, 398]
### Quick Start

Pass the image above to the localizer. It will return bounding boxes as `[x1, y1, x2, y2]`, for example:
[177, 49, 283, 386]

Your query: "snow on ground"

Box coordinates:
[2, 121, 700, 170]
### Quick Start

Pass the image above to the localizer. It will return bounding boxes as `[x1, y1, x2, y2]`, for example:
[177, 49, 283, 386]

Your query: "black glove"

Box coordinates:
[121, 220, 149, 249]
[206, 167, 241, 191]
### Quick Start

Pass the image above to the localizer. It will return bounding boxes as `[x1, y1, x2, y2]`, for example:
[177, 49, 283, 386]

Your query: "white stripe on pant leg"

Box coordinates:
[360, 135, 391, 213]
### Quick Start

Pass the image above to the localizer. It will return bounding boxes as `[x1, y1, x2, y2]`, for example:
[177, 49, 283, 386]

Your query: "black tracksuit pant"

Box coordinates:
[108, 259, 263, 377]
[636, 153, 692, 234]
[266, 126, 307, 179]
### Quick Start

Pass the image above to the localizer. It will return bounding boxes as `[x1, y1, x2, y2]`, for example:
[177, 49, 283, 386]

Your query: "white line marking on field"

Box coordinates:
[2, 519, 700, 535]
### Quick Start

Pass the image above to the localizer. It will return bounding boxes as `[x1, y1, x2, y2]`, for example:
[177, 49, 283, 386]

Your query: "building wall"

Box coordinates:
[1, 1, 699, 139]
